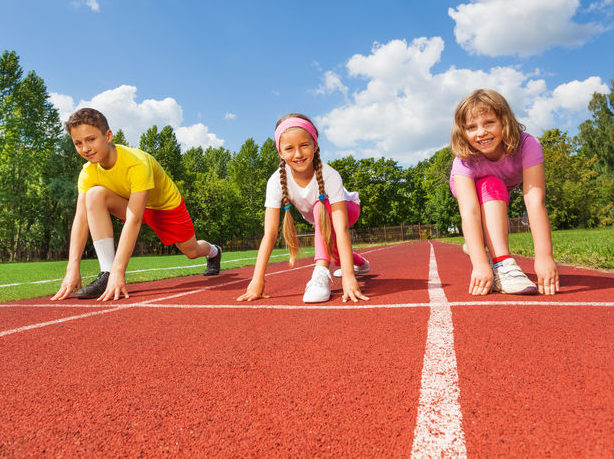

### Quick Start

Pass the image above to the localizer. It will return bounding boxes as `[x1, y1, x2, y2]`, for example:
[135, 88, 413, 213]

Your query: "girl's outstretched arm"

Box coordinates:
[330, 201, 369, 303]
[523, 164, 559, 295]
[237, 207, 280, 301]
[453, 175, 493, 295]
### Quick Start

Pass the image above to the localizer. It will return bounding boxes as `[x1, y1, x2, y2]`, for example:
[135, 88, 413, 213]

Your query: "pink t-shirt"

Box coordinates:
[450, 133, 544, 191]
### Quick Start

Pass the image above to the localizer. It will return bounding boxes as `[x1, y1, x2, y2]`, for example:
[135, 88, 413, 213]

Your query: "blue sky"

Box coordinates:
[2, 0, 613, 165]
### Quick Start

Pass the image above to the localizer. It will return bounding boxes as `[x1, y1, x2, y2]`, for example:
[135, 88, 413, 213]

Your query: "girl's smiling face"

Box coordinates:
[278, 127, 316, 180]
[465, 107, 505, 161]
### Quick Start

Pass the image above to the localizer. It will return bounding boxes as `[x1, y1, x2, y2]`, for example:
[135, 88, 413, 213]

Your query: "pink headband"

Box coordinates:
[274, 117, 318, 152]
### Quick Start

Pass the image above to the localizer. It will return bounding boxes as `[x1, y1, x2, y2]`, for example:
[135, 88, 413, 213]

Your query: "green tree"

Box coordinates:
[0, 50, 63, 260]
[139, 125, 184, 183]
[39, 134, 83, 258]
[329, 156, 414, 227]
[203, 145, 232, 179]
[577, 80, 614, 174]
[419, 147, 459, 234]
[184, 171, 245, 245]
[112, 129, 129, 147]
[228, 138, 278, 235]
[541, 129, 602, 229]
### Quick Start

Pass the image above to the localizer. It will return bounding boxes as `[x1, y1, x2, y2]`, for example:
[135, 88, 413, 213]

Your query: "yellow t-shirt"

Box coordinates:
[77, 145, 182, 210]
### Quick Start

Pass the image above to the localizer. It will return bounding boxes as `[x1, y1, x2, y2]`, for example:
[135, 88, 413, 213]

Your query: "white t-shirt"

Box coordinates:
[265, 163, 360, 224]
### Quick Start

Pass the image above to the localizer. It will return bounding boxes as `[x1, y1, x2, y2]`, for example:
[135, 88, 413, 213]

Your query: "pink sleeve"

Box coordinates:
[520, 133, 544, 170]
[450, 156, 475, 179]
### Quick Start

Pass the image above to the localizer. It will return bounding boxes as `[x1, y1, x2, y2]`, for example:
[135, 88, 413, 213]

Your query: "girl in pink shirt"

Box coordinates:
[449, 89, 559, 296]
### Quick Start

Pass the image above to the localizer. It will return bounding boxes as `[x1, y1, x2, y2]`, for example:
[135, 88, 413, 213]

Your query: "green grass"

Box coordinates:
[0, 247, 316, 303]
[2, 228, 611, 302]
[440, 227, 614, 271]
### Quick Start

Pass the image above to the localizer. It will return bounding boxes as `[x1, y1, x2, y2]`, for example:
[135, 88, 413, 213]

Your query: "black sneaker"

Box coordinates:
[203, 245, 222, 276]
[76, 271, 110, 299]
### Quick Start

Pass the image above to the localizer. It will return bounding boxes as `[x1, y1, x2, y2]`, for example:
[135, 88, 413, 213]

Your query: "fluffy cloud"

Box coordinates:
[224, 112, 237, 120]
[50, 85, 223, 149]
[175, 124, 224, 149]
[316, 71, 348, 98]
[525, 77, 608, 132]
[449, 0, 603, 57]
[317, 38, 607, 164]
[71, 0, 100, 12]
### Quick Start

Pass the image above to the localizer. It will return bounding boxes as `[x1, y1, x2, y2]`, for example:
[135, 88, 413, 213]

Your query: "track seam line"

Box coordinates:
[0, 306, 131, 338]
[0, 245, 396, 335]
[4, 300, 613, 309]
[411, 242, 467, 457]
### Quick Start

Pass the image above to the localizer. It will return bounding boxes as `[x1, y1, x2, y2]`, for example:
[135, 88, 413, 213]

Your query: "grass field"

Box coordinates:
[1, 227, 611, 302]
[441, 227, 614, 271]
[0, 248, 315, 303]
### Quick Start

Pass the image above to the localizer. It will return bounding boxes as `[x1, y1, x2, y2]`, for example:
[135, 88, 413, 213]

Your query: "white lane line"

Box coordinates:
[0, 253, 293, 288]
[4, 300, 613, 309]
[449, 301, 614, 307]
[127, 303, 433, 309]
[0, 306, 131, 338]
[0, 244, 392, 289]
[411, 242, 467, 457]
[0, 244, 406, 337]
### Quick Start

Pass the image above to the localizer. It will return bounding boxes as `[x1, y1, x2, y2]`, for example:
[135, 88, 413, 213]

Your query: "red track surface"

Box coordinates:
[1, 241, 613, 456]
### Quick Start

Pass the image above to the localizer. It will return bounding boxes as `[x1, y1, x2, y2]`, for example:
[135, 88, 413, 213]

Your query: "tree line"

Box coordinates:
[1, 49, 613, 262]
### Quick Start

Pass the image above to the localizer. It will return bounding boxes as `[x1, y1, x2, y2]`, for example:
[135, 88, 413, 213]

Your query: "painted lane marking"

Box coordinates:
[0, 244, 392, 289]
[0, 253, 292, 288]
[449, 301, 614, 307]
[3, 300, 613, 309]
[0, 306, 131, 338]
[0, 244, 414, 337]
[411, 242, 467, 457]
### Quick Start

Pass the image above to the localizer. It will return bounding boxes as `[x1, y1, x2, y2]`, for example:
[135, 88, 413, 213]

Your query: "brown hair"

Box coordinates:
[276, 113, 333, 266]
[65, 107, 110, 134]
[450, 89, 525, 161]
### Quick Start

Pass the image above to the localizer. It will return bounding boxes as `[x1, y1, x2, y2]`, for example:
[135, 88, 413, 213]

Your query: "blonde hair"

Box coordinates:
[276, 113, 333, 266]
[451, 89, 525, 161]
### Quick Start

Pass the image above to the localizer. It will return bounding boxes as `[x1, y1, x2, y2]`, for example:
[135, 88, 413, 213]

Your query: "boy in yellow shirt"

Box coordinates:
[51, 108, 221, 301]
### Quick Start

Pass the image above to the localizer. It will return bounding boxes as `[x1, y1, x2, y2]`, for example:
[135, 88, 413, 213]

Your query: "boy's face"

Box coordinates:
[70, 124, 114, 165]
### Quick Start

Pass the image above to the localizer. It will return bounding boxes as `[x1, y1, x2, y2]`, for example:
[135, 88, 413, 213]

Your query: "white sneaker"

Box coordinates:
[332, 258, 370, 278]
[492, 258, 538, 295]
[303, 266, 332, 303]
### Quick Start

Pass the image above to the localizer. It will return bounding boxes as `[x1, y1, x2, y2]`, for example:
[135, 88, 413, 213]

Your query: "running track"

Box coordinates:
[1, 241, 613, 456]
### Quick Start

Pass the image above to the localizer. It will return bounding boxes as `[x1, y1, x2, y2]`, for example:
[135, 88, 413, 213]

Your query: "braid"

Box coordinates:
[314, 149, 334, 258]
[279, 159, 300, 266]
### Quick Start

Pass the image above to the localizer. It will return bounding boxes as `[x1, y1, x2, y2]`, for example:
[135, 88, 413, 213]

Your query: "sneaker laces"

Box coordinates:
[306, 269, 331, 289]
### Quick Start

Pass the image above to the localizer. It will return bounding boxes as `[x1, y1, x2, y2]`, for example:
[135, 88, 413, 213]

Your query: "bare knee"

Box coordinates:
[84, 186, 110, 210]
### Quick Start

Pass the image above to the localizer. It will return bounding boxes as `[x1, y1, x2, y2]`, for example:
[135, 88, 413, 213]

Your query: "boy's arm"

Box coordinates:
[453, 174, 493, 295]
[237, 207, 280, 301]
[522, 163, 559, 295]
[51, 193, 90, 301]
[98, 189, 149, 301]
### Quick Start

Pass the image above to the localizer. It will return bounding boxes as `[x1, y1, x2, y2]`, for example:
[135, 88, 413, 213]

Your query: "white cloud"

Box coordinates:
[176, 124, 224, 150]
[51, 84, 224, 149]
[449, 0, 603, 57]
[71, 0, 100, 12]
[224, 112, 237, 120]
[525, 77, 608, 132]
[315, 71, 348, 98]
[317, 38, 607, 164]
[86, 0, 100, 12]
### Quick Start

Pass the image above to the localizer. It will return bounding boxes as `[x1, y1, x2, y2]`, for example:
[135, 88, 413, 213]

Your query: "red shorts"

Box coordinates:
[143, 198, 195, 245]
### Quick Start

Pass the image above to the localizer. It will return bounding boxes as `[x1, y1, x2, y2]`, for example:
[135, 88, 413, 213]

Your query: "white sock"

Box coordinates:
[93, 238, 115, 272]
[207, 244, 218, 259]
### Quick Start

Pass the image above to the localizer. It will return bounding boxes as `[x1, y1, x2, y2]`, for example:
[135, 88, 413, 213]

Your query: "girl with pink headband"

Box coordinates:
[450, 89, 559, 296]
[237, 113, 370, 303]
